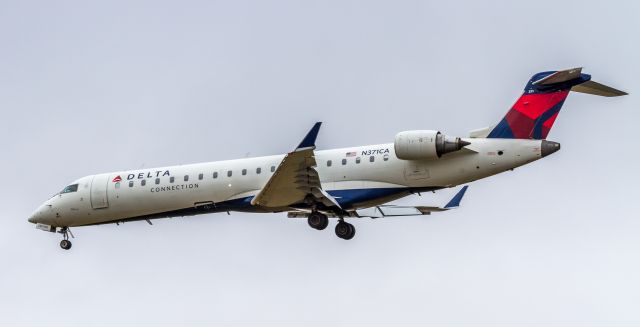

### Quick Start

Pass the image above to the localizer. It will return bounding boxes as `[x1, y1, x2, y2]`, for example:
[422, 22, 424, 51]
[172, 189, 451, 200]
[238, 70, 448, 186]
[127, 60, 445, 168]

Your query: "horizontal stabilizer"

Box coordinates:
[571, 80, 628, 97]
[533, 67, 583, 85]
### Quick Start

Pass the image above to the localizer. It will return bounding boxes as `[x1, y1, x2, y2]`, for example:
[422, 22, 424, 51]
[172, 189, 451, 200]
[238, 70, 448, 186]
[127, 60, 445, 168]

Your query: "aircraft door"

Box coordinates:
[90, 174, 110, 209]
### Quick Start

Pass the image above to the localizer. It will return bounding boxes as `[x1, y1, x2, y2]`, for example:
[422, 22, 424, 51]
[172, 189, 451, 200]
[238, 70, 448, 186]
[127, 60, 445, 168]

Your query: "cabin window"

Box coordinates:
[115, 183, 120, 189]
[227, 170, 232, 177]
[155, 178, 160, 185]
[141, 180, 146, 186]
[184, 175, 189, 182]
[356, 157, 361, 164]
[327, 160, 332, 167]
[198, 173, 203, 180]
[213, 172, 218, 179]
[60, 184, 79, 194]
[370, 156, 375, 162]
[383, 154, 389, 161]
[256, 167, 261, 174]
[129, 181, 134, 187]
[170, 176, 175, 183]
[342, 158, 347, 165]
[242, 169, 247, 176]
[271, 165, 275, 172]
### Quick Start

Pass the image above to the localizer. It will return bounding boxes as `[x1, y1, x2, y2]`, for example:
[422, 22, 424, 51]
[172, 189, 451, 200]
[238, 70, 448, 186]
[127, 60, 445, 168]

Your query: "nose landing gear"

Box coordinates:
[60, 239, 72, 250]
[58, 227, 73, 250]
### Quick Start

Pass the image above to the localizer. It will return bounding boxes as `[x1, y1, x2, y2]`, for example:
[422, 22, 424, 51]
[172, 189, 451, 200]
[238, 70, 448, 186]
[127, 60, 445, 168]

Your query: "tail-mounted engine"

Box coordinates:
[394, 130, 470, 160]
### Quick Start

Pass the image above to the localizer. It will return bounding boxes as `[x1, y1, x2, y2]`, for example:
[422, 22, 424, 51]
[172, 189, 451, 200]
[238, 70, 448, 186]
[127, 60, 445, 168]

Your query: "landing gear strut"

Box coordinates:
[308, 211, 329, 230]
[58, 227, 73, 250]
[335, 220, 356, 240]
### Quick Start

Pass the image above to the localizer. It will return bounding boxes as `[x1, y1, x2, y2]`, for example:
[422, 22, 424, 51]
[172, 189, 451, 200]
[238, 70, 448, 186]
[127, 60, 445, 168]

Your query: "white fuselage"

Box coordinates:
[29, 138, 545, 227]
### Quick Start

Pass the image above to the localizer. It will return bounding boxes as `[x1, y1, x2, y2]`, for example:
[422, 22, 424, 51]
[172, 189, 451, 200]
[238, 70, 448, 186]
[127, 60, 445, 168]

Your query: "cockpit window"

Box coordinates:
[60, 184, 79, 194]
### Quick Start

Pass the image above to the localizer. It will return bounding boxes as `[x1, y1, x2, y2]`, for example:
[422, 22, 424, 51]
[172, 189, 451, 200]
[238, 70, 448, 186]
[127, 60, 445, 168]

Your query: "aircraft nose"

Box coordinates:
[541, 140, 561, 157]
[28, 208, 44, 224]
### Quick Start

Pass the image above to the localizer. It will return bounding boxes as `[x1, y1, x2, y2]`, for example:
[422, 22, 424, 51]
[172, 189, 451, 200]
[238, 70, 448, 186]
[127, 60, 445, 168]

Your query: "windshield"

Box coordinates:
[60, 184, 79, 194]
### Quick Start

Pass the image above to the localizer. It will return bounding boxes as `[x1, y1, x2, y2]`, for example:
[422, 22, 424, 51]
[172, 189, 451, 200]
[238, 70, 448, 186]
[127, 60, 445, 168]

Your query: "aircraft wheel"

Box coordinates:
[335, 222, 355, 240]
[308, 212, 329, 230]
[346, 223, 356, 240]
[60, 239, 72, 250]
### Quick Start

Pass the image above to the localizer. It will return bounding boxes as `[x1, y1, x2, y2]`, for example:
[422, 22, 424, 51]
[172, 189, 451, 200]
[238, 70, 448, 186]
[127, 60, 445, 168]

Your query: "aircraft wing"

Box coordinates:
[251, 122, 341, 209]
[355, 186, 469, 218]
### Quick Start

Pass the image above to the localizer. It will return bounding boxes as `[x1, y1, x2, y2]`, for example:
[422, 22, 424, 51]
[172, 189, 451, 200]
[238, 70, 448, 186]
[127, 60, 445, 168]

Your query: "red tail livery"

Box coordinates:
[487, 68, 626, 139]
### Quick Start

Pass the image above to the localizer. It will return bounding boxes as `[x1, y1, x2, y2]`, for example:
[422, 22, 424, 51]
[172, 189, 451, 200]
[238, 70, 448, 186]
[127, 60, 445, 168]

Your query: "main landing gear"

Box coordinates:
[307, 211, 356, 240]
[335, 220, 356, 240]
[307, 211, 329, 230]
[58, 227, 73, 250]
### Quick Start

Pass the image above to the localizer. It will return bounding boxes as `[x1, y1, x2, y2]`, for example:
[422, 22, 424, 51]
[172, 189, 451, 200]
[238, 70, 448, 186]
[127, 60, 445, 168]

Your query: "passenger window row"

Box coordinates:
[123, 156, 388, 188]
[330, 154, 389, 167]
[125, 165, 279, 188]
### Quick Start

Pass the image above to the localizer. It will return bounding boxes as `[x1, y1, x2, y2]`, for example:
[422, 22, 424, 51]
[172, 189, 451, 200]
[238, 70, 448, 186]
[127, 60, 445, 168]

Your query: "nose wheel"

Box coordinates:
[58, 227, 74, 250]
[60, 239, 72, 250]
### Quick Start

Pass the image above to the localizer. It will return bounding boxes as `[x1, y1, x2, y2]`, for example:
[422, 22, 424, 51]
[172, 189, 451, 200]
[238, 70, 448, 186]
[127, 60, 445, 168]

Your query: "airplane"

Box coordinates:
[28, 68, 627, 250]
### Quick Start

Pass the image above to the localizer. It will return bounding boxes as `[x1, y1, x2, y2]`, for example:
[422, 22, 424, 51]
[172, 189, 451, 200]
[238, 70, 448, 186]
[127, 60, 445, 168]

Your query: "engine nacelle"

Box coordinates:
[394, 130, 470, 160]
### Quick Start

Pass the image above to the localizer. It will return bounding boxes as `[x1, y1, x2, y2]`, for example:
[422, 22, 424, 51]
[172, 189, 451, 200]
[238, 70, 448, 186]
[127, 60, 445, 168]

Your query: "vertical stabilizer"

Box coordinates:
[486, 68, 626, 140]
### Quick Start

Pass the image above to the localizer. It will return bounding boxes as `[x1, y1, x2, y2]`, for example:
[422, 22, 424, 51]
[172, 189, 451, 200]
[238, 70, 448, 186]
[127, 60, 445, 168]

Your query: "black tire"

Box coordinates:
[308, 212, 329, 230]
[60, 239, 72, 250]
[344, 223, 356, 240]
[319, 215, 329, 230]
[335, 222, 353, 239]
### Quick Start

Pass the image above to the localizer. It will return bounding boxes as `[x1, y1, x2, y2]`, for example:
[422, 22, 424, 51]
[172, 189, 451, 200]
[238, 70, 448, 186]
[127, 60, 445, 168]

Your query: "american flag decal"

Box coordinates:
[346, 151, 357, 157]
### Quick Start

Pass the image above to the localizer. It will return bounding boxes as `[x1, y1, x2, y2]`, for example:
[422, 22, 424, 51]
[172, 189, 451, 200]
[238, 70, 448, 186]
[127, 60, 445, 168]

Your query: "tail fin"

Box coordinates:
[487, 68, 627, 139]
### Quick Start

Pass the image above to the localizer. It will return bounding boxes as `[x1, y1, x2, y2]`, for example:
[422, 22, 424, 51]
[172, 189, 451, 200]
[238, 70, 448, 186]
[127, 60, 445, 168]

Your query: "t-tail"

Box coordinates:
[486, 68, 627, 139]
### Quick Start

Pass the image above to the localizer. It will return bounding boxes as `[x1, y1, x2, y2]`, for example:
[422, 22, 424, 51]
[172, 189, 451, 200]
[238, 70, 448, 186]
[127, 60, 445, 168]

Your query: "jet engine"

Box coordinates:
[394, 130, 470, 160]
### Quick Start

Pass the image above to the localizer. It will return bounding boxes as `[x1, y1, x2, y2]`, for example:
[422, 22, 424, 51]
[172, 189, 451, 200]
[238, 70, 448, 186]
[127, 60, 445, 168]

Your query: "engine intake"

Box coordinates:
[394, 130, 470, 160]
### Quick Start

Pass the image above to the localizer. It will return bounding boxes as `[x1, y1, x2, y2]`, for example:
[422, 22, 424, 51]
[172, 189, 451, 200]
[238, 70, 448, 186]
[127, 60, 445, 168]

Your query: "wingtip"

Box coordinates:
[444, 185, 469, 209]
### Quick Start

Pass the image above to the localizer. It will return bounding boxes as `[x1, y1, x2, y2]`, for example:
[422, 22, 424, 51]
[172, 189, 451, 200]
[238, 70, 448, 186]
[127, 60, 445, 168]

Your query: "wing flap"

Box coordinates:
[355, 186, 469, 218]
[251, 148, 316, 207]
[251, 122, 340, 210]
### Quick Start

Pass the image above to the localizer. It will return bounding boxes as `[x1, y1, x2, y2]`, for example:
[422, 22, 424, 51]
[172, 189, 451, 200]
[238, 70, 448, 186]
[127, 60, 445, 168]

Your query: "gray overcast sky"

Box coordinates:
[1, 0, 639, 326]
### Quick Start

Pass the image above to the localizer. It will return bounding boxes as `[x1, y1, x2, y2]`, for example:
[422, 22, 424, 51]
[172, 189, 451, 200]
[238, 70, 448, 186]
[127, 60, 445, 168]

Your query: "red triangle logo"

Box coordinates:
[112, 175, 122, 183]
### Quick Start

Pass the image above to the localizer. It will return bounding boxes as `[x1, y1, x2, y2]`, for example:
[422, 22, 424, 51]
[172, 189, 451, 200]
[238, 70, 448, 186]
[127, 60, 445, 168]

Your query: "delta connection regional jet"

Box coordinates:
[28, 68, 627, 250]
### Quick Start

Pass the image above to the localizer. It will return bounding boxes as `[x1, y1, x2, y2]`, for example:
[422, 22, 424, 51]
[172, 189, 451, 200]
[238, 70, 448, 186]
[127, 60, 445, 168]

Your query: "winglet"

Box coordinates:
[296, 122, 322, 150]
[444, 186, 469, 209]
